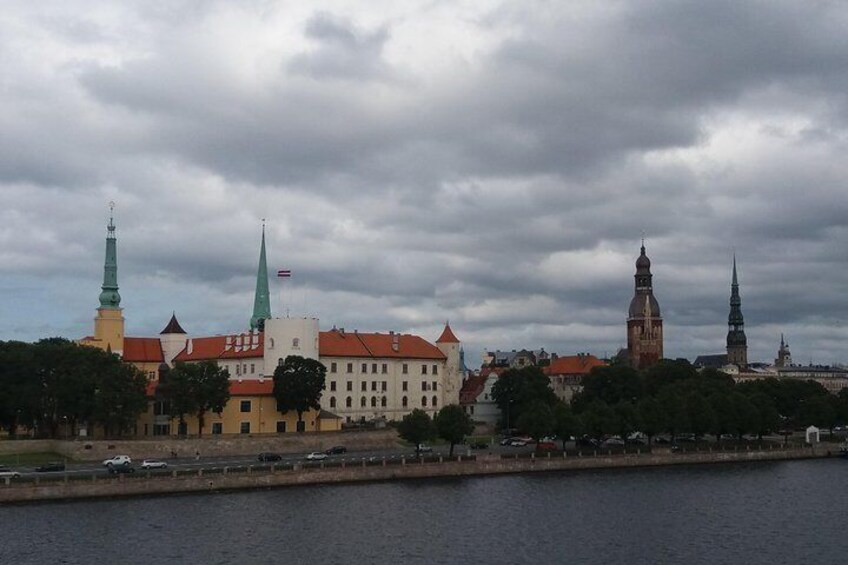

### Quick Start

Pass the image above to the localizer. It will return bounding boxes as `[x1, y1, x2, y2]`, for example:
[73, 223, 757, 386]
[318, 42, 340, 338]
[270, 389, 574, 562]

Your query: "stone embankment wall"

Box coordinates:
[0, 445, 836, 504]
[0, 429, 401, 461]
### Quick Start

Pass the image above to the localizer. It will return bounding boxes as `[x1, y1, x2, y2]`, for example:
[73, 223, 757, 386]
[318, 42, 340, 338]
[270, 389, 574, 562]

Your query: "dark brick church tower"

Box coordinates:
[627, 241, 663, 369]
[726, 255, 748, 367]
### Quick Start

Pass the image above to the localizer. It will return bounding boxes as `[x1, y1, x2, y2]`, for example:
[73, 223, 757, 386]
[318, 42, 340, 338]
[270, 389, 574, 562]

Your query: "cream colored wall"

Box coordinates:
[93, 308, 125, 355]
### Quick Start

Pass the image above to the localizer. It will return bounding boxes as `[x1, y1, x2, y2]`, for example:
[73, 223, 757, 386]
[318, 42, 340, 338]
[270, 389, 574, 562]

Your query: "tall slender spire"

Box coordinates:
[726, 253, 747, 367]
[98, 202, 121, 309]
[250, 221, 271, 330]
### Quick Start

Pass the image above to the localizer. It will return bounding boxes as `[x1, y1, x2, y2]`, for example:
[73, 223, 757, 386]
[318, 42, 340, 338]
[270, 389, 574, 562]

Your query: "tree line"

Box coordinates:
[0, 339, 148, 438]
[489, 360, 848, 446]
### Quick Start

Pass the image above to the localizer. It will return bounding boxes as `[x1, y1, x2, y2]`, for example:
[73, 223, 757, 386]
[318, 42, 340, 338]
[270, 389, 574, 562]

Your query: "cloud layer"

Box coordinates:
[2, 1, 847, 366]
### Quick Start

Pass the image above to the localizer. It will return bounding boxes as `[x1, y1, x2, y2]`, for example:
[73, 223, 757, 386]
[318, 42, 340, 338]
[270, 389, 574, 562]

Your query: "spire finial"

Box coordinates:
[732, 252, 738, 286]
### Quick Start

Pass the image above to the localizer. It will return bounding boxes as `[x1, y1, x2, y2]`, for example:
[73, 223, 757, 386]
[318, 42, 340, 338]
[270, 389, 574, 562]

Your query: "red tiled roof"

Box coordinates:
[123, 337, 164, 363]
[229, 380, 273, 396]
[459, 374, 487, 404]
[172, 334, 263, 362]
[436, 323, 460, 343]
[319, 330, 446, 360]
[544, 355, 606, 376]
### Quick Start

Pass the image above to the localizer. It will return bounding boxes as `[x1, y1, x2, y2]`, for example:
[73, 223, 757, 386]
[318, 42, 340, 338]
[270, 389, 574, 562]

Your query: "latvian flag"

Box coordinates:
[277, 269, 292, 278]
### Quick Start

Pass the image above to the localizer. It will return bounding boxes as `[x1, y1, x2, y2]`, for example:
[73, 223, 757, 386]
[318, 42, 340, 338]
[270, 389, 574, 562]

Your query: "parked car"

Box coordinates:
[103, 455, 132, 468]
[0, 466, 21, 479]
[416, 444, 433, 453]
[577, 436, 601, 448]
[507, 439, 528, 447]
[140, 459, 168, 469]
[469, 441, 489, 450]
[325, 446, 347, 455]
[601, 437, 625, 448]
[35, 462, 66, 473]
[108, 464, 135, 475]
[258, 452, 283, 462]
[305, 452, 328, 461]
[536, 441, 557, 452]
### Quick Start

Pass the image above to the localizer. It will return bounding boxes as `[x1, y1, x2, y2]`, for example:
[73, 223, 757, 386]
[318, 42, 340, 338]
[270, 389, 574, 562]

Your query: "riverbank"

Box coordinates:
[1, 443, 839, 503]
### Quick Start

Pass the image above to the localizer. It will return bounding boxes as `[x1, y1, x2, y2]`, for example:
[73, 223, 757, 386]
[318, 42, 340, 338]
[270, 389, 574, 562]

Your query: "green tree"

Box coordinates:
[516, 400, 555, 446]
[798, 395, 837, 435]
[657, 387, 688, 440]
[491, 366, 557, 429]
[581, 401, 615, 439]
[192, 361, 231, 437]
[636, 397, 664, 445]
[273, 355, 327, 431]
[91, 361, 148, 437]
[434, 404, 475, 457]
[684, 393, 714, 439]
[613, 400, 639, 443]
[709, 392, 736, 442]
[398, 409, 436, 454]
[575, 365, 642, 409]
[748, 392, 780, 440]
[0, 341, 40, 437]
[729, 392, 757, 438]
[553, 402, 581, 451]
[164, 362, 199, 435]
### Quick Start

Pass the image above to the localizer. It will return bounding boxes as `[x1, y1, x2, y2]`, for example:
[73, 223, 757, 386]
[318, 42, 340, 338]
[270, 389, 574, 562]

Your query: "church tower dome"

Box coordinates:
[626, 239, 663, 370]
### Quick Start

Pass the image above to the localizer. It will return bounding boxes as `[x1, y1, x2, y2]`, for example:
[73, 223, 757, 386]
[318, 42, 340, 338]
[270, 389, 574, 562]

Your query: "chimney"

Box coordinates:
[225, 336, 232, 350]
[339, 327, 345, 336]
[392, 333, 400, 352]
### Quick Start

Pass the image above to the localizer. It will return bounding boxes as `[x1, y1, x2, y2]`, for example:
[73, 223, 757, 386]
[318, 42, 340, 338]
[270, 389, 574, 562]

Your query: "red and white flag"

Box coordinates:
[277, 269, 291, 278]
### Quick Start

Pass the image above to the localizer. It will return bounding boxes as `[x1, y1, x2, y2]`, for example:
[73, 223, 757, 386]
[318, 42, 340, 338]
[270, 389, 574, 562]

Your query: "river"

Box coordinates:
[1, 459, 846, 564]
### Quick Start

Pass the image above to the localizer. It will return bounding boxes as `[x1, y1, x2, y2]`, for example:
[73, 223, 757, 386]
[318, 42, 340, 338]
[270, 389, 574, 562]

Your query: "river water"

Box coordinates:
[2, 459, 846, 564]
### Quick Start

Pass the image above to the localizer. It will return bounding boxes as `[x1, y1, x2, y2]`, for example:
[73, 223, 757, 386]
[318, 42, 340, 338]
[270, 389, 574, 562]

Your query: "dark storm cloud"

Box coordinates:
[1, 1, 847, 365]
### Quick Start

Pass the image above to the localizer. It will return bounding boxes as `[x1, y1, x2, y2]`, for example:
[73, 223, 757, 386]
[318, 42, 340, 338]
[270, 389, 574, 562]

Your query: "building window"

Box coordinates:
[240, 400, 252, 413]
[236, 365, 240, 376]
[361, 396, 366, 407]
[402, 381, 408, 391]
[292, 337, 300, 348]
[330, 381, 337, 392]
[382, 364, 387, 374]
[243, 364, 247, 374]
[362, 363, 368, 373]
[250, 363, 255, 374]
[371, 396, 377, 407]
[276, 421, 286, 433]
[402, 363, 408, 374]
[382, 381, 387, 392]
[361, 382, 367, 392]
[347, 381, 353, 391]
[372, 363, 378, 373]
[346, 397, 352, 408]
[269, 338, 275, 349]
[212, 423, 223, 435]
[432, 365, 438, 375]
[347, 363, 353, 373]
[422, 382, 427, 391]
[330, 397, 336, 408]
[421, 396, 427, 407]
[381, 397, 387, 407]
[371, 381, 377, 391]
[432, 382, 438, 391]
[402, 396, 408, 407]
[432, 395, 438, 407]
[422, 364, 428, 375]
[331, 362, 337, 373]
[240, 422, 251, 434]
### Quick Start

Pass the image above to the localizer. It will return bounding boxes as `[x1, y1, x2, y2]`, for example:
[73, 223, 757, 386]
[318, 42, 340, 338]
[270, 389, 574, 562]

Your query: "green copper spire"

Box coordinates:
[98, 203, 121, 309]
[726, 253, 747, 367]
[250, 223, 271, 330]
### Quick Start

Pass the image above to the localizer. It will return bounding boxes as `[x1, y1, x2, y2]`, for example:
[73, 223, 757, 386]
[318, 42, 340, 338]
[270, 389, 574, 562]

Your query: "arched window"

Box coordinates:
[329, 397, 336, 408]
[432, 395, 438, 407]
[422, 396, 427, 407]
[402, 396, 408, 407]
[361, 396, 366, 407]
[371, 396, 377, 407]
[346, 397, 352, 408]
[381, 397, 387, 407]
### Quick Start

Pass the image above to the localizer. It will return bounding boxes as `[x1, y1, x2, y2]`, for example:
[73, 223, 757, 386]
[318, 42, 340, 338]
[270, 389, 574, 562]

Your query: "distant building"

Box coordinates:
[626, 241, 663, 369]
[726, 255, 748, 368]
[544, 354, 606, 402]
[482, 348, 554, 368]
[460, 367, 503, 425]
[775, 334, 792, 367]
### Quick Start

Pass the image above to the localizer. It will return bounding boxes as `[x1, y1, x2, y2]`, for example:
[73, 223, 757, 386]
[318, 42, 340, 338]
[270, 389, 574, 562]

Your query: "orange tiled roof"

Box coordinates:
[172, 334, 263, 362]
[229, 380, 274, 396]
[436, 323, 460, 343]
[123, 337, 164, 363]
[459, 374, 487, 404]
[544, 355, 606, 376]
[319, 330, 446, 360]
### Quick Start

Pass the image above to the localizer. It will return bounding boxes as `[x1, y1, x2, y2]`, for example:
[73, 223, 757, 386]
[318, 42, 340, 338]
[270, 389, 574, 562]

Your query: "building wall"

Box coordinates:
[264, 317, 320, 371]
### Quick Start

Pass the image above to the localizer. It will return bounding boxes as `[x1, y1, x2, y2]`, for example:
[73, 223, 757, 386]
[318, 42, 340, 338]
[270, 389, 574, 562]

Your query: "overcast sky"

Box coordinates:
[2, 1, 847, 367]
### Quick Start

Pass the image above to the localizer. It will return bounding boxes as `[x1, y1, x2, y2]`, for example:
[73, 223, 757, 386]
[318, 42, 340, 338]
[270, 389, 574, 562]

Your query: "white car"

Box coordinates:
[140, 459, 168, 469]
[305, 452, 328, 461]
[102, 455, 132, 467]
[0, 466, 21, 479]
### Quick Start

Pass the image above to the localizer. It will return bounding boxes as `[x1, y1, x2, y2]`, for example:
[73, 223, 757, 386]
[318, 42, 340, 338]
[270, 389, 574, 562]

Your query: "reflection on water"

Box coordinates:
[2, 459, 847, 565]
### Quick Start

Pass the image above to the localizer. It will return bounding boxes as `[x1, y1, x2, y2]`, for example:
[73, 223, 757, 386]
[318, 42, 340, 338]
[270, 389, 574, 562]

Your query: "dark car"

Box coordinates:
[35, 462, 66, 473]
[469, 441, 489, 450]
[325, 446, 347, 455]
[108, 464, 135, 475]
[258, 452, 282, 462]
[577, 436, 601, 448]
